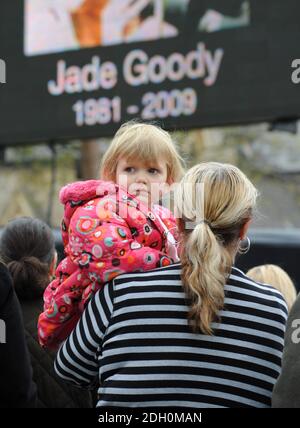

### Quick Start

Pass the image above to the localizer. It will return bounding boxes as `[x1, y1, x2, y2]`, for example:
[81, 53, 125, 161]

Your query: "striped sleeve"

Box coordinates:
[54, 280, 114, 388]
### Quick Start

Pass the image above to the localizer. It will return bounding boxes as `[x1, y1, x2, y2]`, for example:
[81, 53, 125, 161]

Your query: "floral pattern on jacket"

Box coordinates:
[38, 180, 179, 349]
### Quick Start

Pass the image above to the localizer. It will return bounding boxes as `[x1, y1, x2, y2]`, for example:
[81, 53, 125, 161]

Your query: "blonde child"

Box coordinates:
[38, 122, 184, 349]
[247, 264, 297, 311]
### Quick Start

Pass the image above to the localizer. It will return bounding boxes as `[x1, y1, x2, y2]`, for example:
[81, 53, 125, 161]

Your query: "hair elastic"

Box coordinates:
[184, 219, 212, 230]
[198, 219, 212, 228]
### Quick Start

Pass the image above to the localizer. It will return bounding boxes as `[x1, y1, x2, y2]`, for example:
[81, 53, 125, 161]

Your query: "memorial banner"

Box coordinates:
[0, 1, 299, 145]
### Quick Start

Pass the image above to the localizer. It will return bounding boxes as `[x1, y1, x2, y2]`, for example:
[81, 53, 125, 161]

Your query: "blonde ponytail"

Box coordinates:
[180, 222, 233, 335]
[175, 162, 258, 335]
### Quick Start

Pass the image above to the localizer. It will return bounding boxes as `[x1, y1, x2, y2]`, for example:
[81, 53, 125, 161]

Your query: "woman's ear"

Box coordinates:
[49, 251, 58, 278]
[239, 219, 252, 240]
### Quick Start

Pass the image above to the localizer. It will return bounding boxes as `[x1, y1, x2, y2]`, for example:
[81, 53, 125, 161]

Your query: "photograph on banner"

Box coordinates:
[197, 1, 250, 33]
[1, 1, 299, 145]
[24, 0, 251, 56]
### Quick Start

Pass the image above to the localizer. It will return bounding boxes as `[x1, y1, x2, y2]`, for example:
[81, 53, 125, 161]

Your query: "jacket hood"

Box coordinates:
[59, 180, 175, 241]
[59, 180, 116, 205]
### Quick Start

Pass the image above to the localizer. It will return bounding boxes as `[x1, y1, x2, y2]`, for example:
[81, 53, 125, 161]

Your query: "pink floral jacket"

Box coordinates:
[38, 180, 178, 349]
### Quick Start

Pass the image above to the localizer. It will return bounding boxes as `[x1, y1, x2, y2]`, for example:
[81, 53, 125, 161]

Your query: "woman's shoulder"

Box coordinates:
[112, 261, 182, 286]
[228, 266, 288, 313]
[0, 262, 13, 308]
[20, 298, 42, 331]
[92, 262, 182, 311]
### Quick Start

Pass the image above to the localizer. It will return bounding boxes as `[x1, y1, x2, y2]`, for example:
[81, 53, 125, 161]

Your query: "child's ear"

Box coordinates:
[239, 219, 252, 240]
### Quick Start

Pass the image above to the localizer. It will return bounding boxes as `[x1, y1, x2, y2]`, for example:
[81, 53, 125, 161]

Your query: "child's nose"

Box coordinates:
[136, 173, 148, 184]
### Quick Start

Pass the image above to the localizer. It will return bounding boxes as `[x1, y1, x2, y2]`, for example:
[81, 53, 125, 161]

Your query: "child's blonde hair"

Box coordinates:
[247, 264, 297, 311]
[100, 121, 185, 183]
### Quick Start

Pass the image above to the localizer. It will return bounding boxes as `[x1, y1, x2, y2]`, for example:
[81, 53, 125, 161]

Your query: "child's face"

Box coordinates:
[116, 157, 170, 206]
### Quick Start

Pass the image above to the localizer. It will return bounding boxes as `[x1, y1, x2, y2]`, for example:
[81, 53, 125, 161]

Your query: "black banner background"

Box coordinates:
[0, 1, 300, 145]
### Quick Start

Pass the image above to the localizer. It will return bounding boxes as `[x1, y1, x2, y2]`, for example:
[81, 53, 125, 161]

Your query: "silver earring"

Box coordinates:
[238, 236, 251, 254]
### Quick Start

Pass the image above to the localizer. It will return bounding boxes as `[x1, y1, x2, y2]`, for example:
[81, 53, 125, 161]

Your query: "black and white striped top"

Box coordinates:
[54, 263, 288, 408]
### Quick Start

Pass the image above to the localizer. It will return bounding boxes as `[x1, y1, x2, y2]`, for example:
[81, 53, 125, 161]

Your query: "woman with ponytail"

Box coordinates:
[175, 162, 259, 335]
[0, 217, 92, 408]
[54, 163, 287, 408]
[1, 218, 57, 302]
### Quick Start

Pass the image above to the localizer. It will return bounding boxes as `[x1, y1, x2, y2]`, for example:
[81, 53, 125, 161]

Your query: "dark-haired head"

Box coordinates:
[0, 217, 56, 301]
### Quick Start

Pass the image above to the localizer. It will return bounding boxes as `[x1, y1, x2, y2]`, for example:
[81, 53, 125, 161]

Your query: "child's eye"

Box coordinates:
[148, 168, 160, 174]
[124, 167, 135, 173]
